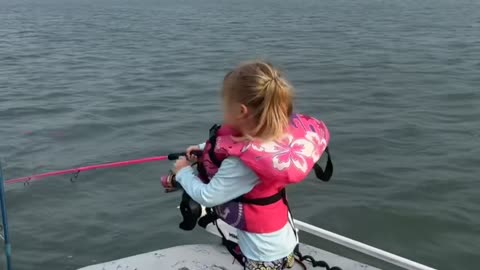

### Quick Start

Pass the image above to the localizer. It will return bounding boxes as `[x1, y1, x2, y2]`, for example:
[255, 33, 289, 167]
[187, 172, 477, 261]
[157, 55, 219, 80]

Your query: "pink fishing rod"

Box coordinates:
[5, 152, 194, 185]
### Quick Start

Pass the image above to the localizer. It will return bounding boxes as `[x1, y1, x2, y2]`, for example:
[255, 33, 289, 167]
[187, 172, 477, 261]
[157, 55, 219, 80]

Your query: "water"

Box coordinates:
[1, 0, 479, 269]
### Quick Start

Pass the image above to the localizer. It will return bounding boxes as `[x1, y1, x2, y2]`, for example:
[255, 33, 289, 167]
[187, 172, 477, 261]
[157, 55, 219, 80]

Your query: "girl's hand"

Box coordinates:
[186, 145, 201, 160]
[174, 156, 191, 173]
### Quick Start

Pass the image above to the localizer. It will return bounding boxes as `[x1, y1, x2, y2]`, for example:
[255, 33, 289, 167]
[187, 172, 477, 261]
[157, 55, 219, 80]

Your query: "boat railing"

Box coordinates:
[294, 219, 436, 270]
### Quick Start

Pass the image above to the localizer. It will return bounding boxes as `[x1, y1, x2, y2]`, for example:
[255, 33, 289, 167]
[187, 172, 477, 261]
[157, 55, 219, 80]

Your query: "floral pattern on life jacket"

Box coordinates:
[241, 131, 325, 173]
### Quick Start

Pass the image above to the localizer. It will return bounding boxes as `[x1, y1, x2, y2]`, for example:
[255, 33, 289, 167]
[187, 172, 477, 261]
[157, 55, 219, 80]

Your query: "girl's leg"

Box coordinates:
[244, 258, 286, 270]
[244, 253, 294, 270]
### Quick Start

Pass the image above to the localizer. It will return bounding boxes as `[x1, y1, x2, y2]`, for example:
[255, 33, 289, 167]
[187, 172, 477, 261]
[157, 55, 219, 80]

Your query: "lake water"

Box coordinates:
[1, 0, 479, 269]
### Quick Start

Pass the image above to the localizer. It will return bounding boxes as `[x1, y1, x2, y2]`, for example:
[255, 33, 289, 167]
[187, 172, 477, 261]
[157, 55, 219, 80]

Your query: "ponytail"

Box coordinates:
[223, 61, 294, 141]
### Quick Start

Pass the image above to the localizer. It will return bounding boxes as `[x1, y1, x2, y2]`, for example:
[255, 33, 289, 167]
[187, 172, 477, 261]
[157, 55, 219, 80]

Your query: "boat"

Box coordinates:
[78, 206, 437, 270]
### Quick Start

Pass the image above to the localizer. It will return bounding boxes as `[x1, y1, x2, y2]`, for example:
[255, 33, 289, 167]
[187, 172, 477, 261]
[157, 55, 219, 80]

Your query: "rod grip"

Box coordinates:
[167, 150, 203, 160]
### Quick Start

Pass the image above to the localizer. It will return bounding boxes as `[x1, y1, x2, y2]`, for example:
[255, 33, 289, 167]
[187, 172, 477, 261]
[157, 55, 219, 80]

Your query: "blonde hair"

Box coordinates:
[222, 60, 293, 141]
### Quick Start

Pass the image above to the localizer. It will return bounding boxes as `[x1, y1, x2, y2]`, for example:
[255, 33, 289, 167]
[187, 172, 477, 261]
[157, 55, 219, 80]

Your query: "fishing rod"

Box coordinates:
[5, 152, 193, 186]
[0, 150, 200, 270]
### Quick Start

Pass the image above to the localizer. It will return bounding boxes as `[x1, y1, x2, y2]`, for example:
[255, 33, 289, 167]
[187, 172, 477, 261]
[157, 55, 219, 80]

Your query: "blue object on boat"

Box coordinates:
[0, 162, 12, 270]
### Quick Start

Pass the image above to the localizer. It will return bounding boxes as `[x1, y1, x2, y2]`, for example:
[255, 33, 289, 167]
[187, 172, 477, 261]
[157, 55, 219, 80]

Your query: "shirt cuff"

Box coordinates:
[176, 166, 195, 183]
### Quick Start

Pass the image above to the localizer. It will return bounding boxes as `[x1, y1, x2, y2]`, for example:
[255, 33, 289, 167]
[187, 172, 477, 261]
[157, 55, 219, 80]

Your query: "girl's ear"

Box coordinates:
[238, 104, 249, 119]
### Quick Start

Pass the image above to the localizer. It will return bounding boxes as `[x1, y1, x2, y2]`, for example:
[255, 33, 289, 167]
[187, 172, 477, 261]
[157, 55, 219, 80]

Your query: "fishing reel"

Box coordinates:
[160, 170, 179, 193]
[160, 150, 203, 193]
[161, 150, 204, 231]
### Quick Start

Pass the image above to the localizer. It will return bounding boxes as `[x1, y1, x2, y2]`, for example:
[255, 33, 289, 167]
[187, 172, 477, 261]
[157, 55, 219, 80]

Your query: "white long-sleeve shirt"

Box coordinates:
[175, 143, 297, 262]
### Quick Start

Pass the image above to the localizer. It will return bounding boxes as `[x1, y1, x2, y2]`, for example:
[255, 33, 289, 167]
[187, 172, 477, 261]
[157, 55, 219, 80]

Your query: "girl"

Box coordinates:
[172, 60, 332, 270]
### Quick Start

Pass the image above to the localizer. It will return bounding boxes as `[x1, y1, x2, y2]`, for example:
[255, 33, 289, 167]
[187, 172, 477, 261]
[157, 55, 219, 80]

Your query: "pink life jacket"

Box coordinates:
[196, 113, 333, 233]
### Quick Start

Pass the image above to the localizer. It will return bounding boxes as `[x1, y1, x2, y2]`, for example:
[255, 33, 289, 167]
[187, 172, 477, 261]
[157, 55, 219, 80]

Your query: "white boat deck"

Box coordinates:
[77, 208, 435, 270]
[78, 243, 380, 270]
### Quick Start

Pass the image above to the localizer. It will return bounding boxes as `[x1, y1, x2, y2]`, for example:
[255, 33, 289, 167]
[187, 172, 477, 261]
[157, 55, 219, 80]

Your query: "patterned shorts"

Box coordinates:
[244, 253, 295, 270]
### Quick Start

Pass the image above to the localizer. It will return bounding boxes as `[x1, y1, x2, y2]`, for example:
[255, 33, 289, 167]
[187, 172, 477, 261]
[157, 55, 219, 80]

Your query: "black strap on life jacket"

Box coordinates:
[207, 124, 222, 167]
[233, 188, 286, 205]
[313, 147, 333, 182]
